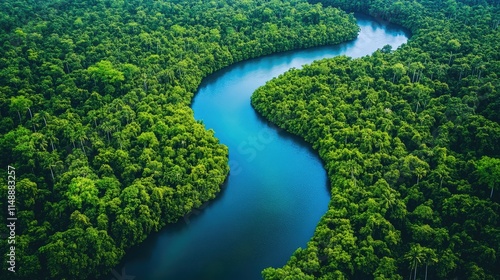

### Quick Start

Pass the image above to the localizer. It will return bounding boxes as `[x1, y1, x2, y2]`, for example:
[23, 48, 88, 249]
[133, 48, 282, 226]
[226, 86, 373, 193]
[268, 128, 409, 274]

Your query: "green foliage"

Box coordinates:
[0, 0, 359, 279]
[253, 0, 500, 279]
[87, 60, 125, 84]
[475, 156, 500, 198]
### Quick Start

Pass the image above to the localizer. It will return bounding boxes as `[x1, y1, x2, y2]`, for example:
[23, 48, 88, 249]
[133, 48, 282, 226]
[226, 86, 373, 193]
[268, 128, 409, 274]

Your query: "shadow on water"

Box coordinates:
[360, 13, 412, 36]
[253, 111, 333, 191]
[114, 176, 233, 264]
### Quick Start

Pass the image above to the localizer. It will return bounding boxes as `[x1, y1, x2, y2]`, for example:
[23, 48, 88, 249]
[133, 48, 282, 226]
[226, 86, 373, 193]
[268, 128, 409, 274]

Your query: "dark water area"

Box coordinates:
[113, 14, 409, 280]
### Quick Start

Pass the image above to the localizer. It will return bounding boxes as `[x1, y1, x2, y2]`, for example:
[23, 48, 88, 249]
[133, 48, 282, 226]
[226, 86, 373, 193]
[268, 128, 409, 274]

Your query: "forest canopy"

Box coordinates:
[1, 0, 499, 279]
[252, 0, 500, 279]
[0, 0, 359, 279]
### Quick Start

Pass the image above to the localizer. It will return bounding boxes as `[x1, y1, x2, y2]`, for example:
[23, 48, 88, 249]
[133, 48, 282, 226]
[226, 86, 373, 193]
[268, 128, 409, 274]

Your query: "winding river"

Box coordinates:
[116, 14, 409, 280]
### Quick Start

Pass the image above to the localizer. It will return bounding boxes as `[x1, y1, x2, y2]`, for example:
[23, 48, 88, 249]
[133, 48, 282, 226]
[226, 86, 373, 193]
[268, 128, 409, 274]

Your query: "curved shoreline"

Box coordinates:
[115, 14, 408, 280]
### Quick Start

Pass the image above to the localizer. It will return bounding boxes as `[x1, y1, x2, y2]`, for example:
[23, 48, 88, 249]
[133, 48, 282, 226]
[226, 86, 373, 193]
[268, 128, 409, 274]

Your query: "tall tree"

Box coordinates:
[475, 156, 500, 198]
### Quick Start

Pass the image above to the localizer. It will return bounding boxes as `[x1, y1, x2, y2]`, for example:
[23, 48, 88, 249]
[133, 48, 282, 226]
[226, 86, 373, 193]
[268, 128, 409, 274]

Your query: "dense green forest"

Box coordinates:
[1, 0, 499, 279]
[252, 0, 500, 279]
[0, 0, 360, 279]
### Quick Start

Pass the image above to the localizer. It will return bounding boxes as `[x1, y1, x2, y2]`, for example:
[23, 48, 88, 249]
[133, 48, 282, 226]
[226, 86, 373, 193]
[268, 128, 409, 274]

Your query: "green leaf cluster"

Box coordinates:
[254, 0, 500, 279]
[0, 0, 359, 279]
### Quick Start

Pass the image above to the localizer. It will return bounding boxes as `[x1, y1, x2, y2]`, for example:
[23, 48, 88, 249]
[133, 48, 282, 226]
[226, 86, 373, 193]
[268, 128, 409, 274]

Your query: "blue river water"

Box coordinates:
[116, 14, 408, 280]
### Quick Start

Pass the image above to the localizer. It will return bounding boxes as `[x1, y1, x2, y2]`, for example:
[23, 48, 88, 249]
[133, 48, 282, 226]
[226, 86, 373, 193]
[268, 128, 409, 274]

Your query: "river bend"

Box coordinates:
[117, 14, 409, 280]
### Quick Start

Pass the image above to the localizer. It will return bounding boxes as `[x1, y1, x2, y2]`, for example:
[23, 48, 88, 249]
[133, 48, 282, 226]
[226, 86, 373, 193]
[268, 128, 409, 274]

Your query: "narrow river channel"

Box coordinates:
[116, 13, 409, 280]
